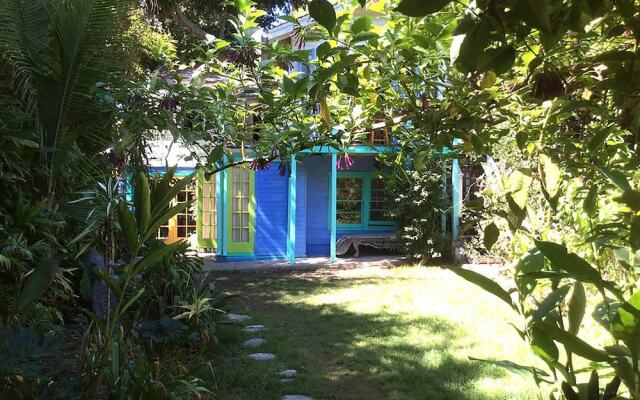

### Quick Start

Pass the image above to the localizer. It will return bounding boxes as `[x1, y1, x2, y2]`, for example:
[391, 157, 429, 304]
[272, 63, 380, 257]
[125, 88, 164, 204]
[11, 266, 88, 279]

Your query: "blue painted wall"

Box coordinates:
[295, 161, 307, 257]
[254, 165, 288, 257]
[303, 155, 394, 256]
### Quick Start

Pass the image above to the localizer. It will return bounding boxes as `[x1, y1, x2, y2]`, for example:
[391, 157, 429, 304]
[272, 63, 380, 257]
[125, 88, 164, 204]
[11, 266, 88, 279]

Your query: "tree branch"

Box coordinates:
[170, 0, 209, 39]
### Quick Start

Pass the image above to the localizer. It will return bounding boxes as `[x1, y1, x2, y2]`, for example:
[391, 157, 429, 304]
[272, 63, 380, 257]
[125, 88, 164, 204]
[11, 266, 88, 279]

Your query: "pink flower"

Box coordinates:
[337, 154, 354, 170]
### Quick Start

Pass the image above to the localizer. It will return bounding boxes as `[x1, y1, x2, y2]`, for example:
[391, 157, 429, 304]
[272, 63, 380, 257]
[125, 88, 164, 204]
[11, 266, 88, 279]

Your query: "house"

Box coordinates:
[147, 3, 463, 264]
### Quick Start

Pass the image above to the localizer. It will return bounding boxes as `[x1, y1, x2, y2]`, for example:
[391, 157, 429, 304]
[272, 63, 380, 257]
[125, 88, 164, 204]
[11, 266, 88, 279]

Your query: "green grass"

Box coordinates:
[210, 266, 540, 400]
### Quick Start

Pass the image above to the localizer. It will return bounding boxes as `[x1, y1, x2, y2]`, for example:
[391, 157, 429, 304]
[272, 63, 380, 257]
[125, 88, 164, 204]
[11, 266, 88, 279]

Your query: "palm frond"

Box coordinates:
[0, 0, 134, 197]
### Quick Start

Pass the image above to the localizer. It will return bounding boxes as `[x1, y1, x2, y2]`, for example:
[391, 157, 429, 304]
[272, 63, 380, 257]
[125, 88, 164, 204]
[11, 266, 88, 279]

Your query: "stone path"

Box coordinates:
[235, 311, 313, 400]
[242, 324, 265, 333]
[242, 338, 266, 348]
[249, 352, 276, 361]
[227, 313, 251, 322]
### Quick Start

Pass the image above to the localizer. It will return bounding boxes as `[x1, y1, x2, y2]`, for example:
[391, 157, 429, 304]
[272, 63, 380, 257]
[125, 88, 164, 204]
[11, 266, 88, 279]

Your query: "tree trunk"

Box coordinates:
[171, 0, 208, 39]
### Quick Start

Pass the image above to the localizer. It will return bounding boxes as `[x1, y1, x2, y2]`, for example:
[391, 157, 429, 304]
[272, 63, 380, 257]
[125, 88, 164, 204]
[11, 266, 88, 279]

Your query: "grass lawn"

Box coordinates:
[210, 265, 540, 400]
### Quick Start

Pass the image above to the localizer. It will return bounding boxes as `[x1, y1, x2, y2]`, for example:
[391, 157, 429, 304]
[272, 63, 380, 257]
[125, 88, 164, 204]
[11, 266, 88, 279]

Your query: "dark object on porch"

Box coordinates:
[336, 233, 399, 257]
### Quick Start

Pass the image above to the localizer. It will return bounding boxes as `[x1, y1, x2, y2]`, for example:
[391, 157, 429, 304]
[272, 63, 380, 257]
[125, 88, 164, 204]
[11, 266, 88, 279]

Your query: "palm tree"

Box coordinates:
[0, 0, 133, 204]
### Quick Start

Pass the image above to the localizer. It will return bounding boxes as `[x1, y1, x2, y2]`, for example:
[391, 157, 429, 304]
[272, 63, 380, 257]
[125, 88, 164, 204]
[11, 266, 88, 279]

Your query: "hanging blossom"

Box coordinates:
[337, 153, 354, 170]
[249, 157, 270, 171]
[278, 160, 291, 177]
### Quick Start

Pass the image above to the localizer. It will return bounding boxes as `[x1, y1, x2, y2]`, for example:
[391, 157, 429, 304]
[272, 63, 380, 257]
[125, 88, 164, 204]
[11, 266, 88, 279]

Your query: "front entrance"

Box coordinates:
[226, 167, 255, 254]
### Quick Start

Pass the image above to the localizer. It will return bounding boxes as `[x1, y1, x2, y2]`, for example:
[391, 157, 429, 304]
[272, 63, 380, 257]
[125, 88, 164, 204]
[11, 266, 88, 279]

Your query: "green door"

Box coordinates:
[197, 170, 217, 249]
[226, 167, 255, 254]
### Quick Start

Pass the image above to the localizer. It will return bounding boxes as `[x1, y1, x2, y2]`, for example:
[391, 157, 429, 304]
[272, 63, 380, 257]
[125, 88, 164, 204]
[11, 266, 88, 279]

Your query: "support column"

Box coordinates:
[287, 155, 297, 264]
[451, 157, 461, 241]
[330, 152, 337, 263]
[440, 159, 447, 237]
[217, 166, 227, 256]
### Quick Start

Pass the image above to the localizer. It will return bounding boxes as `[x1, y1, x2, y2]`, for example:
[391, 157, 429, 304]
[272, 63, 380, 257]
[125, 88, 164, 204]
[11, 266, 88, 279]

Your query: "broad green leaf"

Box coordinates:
[450, 267, 516, 309]
[615, 291, 640, 336]
[154, 172, 195, 221]
[568, 282, 586, 335]
[456, 19, 491, 72]
[309, 0, 336, 34]
[144, 201, 191, 243]
[283, 75, 296, 95]
[539, 154, 561, 208]
[351, 31, 378, 43]
[599, 167, 631, 191]
[468, 357, 550, 380]
[603, 376, 621, 400]
[506, 194, 527, 232]
[133, 242, 182, 275]
[527, 0, 552, 32]
[533, 285, 570, 322]
[537, 321, 610, 362]
[583, 186, 598, 217]
[395, 0, 453, 17]
[593, 50, 636, 63]
[413, 150, 429, 171]
[505, 169, 533, 209]
[515, 249, 544, 295]
[562, 382, 580, 400]
[631, 217, 640, 251]
[118, 287, 146, 317]
[483, 222, 499, 251]
[453, 14, 477, 35]
[351, 16, 371, 34]
[531, 325, 559, 363]
[118, 202, 139, 255]
[477, 45, 517, 75]
[93, 268, 122, 299]
[16, 259, 59, 313]
[135, 173, 150, 233]
[587, 370, 599, 400]
[534, 240, 602, 282]
[617, 190, 640, 211]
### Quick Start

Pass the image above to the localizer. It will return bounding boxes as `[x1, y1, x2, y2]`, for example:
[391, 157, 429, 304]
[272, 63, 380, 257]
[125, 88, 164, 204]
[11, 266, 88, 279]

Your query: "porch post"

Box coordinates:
[440, 157, 447, 237]
[217, 165, 227, 256]
[287, 155, 297, 264]
[451, 157, 461, 241]
[330, 152, 337, 263]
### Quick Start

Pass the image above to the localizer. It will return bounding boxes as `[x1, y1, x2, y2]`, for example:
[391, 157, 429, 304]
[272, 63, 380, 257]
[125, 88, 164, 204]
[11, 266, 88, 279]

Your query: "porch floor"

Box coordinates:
[201, 255, 405, 272]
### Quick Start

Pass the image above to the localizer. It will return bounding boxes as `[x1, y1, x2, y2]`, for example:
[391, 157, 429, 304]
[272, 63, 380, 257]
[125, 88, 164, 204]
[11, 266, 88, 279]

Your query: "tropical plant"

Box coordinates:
[384, 156, 451, 261]
[78, 167, 195, 395]
[0, 0, 134, 203]
[174, 283, 232, 345]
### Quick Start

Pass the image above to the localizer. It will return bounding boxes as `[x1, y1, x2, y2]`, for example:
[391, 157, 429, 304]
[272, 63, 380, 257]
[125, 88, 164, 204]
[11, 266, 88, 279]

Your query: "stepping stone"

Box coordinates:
[216, 276, 229, 281]
[249, 353, 276, 361]
[227, 313, 251, 322]
[243, 325, 266, 333]
[282, 396, 313, 400]
[279, 369, 297, 379]
[242, 338, 267, 348]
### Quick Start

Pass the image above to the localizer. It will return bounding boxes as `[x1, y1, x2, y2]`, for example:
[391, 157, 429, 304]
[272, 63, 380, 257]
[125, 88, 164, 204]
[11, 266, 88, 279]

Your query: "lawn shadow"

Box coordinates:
[218, 272, 525, 400]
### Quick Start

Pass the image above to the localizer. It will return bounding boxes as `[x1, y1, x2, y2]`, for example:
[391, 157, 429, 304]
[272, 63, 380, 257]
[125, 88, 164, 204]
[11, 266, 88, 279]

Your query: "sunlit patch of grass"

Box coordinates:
[211, 265, 541, 400]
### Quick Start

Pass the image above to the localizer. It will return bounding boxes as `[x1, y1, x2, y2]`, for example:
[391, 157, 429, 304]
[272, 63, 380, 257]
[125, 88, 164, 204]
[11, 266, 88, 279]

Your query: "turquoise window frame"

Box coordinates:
[329, 171, 395, 231]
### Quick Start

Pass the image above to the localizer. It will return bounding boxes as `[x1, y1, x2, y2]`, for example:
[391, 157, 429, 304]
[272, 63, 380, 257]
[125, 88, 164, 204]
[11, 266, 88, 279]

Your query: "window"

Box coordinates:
[336, 176, 364, 226]
[197, 171, 217, 248]
[369, 178, 392, 224]
[332, 172, 394, 230]
[158, 177, 197, 243]
[175, 181, 197, 238]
